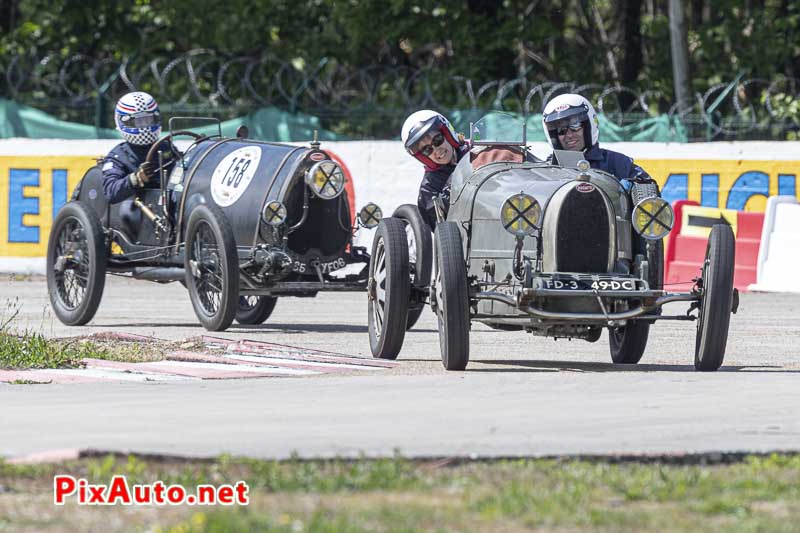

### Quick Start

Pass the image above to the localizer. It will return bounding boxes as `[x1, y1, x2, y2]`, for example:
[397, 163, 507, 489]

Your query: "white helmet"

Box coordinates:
[542, 94, 599, 150]
[401, 109, 462, 169]
[114, 91, 161, 145]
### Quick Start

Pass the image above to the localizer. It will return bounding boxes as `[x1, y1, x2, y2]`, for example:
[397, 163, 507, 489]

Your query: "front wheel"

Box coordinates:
[46, 202, 107, 326]
[235, 295, 277, 325]
[433, 222, 470, 370]
[368, 218, 410, 359]
[184, 204, 239, 331]
[695, 224, 735, 371]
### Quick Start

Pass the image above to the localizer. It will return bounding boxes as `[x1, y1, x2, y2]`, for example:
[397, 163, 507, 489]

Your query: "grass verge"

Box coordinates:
[1, 453, 799, 532]
[0, 330, 110, 369]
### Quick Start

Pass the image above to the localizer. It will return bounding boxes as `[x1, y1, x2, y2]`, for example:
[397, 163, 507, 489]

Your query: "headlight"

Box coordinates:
[358, 203, 382, 229]
[305, 160, 346, 200]
[500, 193, 541, 236]
[262, 200, 287, 227]
[632, 196, 674, 240]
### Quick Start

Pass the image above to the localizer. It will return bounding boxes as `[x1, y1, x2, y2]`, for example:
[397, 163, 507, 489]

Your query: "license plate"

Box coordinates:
[539, 276, 640, 291]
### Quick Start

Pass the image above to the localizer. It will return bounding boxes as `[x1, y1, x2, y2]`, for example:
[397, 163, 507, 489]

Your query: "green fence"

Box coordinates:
[0, 99, 688, 143]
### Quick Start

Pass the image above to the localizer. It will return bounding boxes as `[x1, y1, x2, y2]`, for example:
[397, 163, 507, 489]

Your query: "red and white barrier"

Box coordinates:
[749, 196, 800, 293]
[664, 201, 764, 291]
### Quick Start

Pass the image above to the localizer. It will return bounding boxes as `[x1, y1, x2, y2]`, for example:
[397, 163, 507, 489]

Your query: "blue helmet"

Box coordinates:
[114, 91, 161, 145]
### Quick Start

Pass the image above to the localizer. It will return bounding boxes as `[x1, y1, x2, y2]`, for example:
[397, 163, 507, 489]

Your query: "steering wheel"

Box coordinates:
[144, 130, 205, 174]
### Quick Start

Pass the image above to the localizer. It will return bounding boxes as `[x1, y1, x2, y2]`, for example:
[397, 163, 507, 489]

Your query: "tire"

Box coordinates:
[609, 322, 649, 364]
[46, 202, 107, 326]
[433, 222, 470, 370]
[368, 218, 410, 359]
[694, 224, 735, 371]
[184, 204, 239, 331]
[392, 204, 432, 331]
[235, 295, 277, 325]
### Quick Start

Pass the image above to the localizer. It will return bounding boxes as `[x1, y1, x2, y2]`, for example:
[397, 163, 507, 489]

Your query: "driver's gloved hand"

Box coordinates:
[131, 161, 154, 187]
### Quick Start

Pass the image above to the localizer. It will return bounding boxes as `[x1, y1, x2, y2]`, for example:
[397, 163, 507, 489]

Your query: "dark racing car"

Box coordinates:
[47, 120, 383, 331]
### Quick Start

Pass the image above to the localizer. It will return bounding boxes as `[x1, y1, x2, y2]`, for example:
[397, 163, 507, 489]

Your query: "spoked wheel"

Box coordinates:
[235, 295, 278, 325]
[368, 218, 410, 359]
[695, 224, 735, 371]
[433, 222, 470, 371]
[46, 202, 106, 326]
[392, 204, 432, 331]
[184, 205, 239, 331]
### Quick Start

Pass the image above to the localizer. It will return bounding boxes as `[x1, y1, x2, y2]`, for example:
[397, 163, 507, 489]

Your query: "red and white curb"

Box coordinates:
[0, 334, 397, 384]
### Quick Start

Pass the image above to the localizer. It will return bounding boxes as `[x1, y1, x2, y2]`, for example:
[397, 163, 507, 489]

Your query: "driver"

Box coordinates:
[401, 110, 469, 229]
[542, 93, 652, 188]
[102, 91, 177, 203]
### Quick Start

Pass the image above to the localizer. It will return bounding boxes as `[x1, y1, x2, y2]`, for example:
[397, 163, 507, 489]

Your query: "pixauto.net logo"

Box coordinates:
[54, 475, 249, 506]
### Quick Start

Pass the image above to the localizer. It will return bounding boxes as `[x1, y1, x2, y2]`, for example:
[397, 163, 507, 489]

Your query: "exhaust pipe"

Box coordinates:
[132, 267, 186, 282]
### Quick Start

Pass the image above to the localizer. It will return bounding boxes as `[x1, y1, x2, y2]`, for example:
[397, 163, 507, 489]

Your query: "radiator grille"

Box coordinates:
[555, 188, 610, 272]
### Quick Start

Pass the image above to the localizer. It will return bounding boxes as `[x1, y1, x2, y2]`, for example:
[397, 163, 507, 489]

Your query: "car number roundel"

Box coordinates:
[210, 146, 262, 207]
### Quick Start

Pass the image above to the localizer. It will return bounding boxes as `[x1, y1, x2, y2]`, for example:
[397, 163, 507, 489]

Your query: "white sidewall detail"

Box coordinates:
[210, 146, 262, 207]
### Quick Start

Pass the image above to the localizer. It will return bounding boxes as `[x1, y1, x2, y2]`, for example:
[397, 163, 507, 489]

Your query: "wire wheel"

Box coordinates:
[184, 204, 238, 331]
[191, 222, 224, 314]
[46, 202, 106, 326]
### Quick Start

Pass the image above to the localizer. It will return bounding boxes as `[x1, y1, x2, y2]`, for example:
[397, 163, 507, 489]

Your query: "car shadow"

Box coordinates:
[89, 322, 368, 333]
[228, 323, 368, 334]
[90, 322, 203, 328]
[466, 359, 798, 373]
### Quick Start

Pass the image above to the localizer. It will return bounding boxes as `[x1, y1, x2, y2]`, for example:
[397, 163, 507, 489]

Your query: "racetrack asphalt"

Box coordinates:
[2, 276, 800, 460]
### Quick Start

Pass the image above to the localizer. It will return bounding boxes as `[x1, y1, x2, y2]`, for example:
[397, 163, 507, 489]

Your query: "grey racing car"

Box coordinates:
[368, 113, 737, 371]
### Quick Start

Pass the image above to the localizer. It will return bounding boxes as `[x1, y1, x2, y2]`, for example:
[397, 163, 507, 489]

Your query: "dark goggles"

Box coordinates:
[414, 132, 445, 156]
[555, 122, 583, 136]
[120, 112, 160, 129]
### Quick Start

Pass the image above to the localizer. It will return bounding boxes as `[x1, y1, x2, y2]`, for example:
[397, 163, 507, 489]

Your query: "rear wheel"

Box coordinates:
[434, 222, 470, 370]
[609, 322, 649, 364]
[235, 295, 277, 325]
[184, 205, 239, 331]
[392, 204, 432, 330]
[46, 202, 106, 326]
[368, 218, 410, 359]
[695, 224, 735, 371]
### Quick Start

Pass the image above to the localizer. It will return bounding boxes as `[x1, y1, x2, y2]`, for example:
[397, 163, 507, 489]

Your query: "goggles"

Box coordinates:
[414, 132, 445, 156]
[555, 122, 583, 136]
[119, 111, 160, 129]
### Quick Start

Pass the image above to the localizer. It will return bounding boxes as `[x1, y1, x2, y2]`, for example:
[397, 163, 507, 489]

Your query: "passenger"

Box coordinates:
[401, 110, 469, 229]
[542, 94, 652, 188]
[102, 91, 177, 203]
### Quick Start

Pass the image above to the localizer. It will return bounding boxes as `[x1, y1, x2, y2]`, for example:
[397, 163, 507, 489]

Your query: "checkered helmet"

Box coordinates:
[115, 91, 161, 145]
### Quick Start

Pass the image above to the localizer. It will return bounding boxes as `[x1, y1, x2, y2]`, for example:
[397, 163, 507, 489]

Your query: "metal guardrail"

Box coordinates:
[1, 50, 798, 140]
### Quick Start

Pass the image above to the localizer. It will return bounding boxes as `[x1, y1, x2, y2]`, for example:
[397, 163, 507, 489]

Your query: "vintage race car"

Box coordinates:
[47, 120, 383, 331]
[369, 113, 738, 371]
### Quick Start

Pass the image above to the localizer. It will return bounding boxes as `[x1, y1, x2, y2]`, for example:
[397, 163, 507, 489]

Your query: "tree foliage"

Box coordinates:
[0, 0, 797, 137]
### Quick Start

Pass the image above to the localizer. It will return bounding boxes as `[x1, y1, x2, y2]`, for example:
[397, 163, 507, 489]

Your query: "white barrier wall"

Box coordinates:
[749, 196, 800, 293]
[1, 138, 800, 275]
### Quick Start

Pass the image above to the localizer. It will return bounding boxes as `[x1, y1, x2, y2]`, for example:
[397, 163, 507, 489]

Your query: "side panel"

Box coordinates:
[182, 139, 306, 249]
